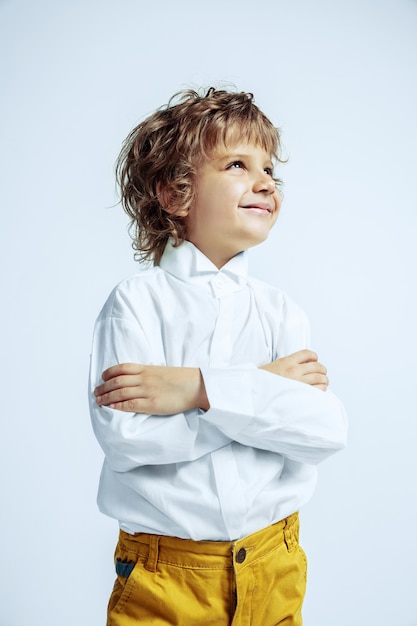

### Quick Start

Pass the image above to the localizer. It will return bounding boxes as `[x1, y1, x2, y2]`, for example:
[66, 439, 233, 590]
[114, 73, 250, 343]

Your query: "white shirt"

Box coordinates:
[89, 240, 347, 541]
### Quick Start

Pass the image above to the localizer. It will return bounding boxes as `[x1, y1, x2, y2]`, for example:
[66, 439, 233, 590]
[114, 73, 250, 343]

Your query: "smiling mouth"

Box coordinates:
[241, 203, 273, 214]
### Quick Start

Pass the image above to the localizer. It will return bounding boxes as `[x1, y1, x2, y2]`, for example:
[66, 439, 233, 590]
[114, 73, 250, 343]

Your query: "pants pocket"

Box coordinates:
[115, 559, 136, 578]
[107, 548, 142, 618]
[296, 544, 308, 583]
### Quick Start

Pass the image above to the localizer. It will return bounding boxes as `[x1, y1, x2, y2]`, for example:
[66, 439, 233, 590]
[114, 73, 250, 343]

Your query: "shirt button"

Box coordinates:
[235, 547, 246, 564]
[215, 278, 224, 289]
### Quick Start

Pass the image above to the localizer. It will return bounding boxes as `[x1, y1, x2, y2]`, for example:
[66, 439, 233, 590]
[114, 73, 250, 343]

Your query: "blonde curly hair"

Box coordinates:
[116, 87, 283, 265]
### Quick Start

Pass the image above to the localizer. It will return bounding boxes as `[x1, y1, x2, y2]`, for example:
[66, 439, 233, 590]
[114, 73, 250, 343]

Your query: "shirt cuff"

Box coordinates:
[199, 365, 255, 435]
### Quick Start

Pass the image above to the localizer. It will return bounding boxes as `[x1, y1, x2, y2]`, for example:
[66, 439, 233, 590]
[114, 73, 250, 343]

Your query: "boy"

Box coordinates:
[89, 87, 347, 626]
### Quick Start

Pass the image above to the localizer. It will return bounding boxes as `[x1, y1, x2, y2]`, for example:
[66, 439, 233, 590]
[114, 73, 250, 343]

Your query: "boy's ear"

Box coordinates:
[156, 182, 188, 217]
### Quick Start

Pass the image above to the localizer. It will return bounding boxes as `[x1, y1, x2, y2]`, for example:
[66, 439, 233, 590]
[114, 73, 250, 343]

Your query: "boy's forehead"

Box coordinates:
[204, 124, 275, 160]
[207, 140, 273, 161]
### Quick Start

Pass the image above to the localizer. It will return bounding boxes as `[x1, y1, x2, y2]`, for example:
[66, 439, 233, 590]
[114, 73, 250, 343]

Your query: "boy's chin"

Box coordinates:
[245, 230, 273, 249]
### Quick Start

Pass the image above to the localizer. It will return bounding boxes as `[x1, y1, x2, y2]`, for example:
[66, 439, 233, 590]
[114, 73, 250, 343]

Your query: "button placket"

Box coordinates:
[208, 273, 248, 539]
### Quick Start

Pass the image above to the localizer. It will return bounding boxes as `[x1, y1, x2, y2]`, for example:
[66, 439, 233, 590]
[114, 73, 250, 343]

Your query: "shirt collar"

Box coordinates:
[159, 239, 249, 296]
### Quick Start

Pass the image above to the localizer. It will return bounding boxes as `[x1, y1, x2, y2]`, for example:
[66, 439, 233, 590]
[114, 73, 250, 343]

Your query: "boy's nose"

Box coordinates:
[253, 174, 276, 194]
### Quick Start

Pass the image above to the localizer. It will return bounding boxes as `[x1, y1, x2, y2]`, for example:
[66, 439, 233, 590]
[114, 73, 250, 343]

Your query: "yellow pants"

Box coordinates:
[107, 512, 307, 625]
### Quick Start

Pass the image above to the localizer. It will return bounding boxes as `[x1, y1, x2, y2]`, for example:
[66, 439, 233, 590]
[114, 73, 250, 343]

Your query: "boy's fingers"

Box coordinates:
[303, 372, 328, 386]
[101, 363, 143, 381]
[106, 399, 146, 413]
[107, 401, 137, 412]
[96, 385, 143, 406]
[95, 374, 141, 396]
[313, 382, 328, 392]
[290, 349, 318, 364]
[301, 361, 327, 375]
[108, 398, 160, 413]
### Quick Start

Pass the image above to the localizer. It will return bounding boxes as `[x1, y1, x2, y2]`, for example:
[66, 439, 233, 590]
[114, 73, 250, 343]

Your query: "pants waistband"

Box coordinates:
[117, 512, 300, 572]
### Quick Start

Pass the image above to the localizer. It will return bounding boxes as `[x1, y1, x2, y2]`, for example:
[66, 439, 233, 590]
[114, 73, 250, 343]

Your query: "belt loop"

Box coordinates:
[145, 535, 160, 572]
[283, 513, 298, 551]
[283, 514, 292, 551]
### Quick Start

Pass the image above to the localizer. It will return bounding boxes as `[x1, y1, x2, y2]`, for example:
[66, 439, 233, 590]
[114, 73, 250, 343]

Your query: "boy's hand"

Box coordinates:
[260, 350, 329, 391]
[94, 363, 210, 414]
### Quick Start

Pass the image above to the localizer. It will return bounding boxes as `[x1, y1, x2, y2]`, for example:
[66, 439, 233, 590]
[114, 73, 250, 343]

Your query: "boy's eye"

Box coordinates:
[227, 161, 244, 169]
[226, 161, 275, 178]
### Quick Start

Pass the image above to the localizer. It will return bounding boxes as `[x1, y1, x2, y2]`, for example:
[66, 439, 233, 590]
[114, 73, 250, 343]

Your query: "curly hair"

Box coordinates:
[116, 87, 283, 265]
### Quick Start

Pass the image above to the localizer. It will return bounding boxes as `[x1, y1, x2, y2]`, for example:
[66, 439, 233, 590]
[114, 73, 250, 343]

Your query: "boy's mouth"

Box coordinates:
[240, 203, 273, 214]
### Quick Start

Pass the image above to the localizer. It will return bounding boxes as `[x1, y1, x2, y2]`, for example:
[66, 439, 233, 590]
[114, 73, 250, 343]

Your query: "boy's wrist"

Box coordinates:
[196, 369, 210, 411]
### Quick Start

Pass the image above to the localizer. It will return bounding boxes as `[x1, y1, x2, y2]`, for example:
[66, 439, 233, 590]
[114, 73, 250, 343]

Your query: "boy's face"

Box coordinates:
[184, 141, 281, 268]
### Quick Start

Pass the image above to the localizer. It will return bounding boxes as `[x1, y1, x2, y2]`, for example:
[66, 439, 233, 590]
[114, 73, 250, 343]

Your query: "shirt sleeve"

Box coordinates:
[89, 315, 232, 472]
[199, 294, 347, 465]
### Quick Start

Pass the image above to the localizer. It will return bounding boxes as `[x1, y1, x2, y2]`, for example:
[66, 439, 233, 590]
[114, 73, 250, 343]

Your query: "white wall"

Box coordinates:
[1, 0, 416, 624]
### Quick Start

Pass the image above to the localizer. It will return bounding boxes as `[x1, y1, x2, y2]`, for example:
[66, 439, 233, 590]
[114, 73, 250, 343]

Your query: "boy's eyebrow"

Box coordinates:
[213, 151, 274, 165]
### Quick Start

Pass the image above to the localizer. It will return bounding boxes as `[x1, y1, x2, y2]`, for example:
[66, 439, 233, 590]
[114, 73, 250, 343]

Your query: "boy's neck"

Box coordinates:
[185, 238, 244, 270]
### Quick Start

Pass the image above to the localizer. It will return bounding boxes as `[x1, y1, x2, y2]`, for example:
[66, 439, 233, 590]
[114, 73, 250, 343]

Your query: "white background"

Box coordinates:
[1, 0, 416, 624]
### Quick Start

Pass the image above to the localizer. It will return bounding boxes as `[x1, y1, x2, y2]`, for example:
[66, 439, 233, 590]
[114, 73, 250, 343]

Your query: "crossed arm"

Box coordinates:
[94, 349, 329, 414]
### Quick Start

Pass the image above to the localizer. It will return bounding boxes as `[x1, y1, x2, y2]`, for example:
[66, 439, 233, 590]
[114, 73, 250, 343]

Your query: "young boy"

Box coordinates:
[89, 87, 347, 626]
